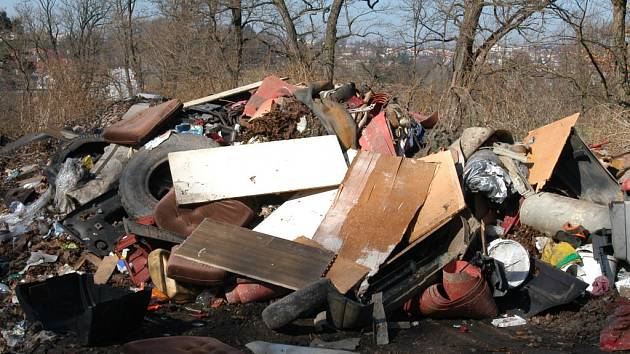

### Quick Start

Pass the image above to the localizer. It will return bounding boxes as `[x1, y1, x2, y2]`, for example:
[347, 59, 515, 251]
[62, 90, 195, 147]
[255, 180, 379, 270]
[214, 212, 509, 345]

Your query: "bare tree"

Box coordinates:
[111, 0, 142, 94]
[269, 0, 381, 82]
[443, 0, 554, 127]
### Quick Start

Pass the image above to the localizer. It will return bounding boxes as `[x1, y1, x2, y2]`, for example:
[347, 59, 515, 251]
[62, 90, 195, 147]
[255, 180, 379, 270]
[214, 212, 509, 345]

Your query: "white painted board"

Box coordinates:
[253, 188, 338, 241]
[169, 135, 348, 205]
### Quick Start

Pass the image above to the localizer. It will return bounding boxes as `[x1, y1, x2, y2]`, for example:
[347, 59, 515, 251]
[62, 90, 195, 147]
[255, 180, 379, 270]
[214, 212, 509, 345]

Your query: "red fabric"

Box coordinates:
[243, 76, 296, 117]
[601, 300, 630, 351]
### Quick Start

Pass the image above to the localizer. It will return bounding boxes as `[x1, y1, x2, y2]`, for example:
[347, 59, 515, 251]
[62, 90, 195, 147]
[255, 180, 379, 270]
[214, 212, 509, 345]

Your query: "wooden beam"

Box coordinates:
[182, 77, 289, 108]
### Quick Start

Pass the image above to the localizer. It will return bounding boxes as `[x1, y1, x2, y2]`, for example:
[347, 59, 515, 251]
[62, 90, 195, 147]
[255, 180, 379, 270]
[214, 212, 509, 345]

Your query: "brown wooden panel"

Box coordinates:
[313, 151, 436, 292]
[174, 219, 335, 290]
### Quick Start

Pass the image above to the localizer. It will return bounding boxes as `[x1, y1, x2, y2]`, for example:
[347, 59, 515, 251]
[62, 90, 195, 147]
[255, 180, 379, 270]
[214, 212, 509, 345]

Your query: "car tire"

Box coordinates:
[119, 134, 219, 218]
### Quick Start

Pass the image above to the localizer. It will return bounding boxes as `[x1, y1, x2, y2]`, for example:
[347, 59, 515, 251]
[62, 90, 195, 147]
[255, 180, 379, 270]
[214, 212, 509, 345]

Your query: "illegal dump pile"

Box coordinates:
[1, 75, 630, 353]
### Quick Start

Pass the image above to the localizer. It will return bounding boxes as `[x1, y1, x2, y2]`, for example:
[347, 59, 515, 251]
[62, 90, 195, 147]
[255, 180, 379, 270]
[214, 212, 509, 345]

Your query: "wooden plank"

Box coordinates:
[337, 154, 435, 275]
[524, 113, 579, 190]
[253, 188, 338, 241]
[409, 150, 466, 243]
[293, 236, 370, 294]
[313, 151, 378, 252]
[182, 77, 288, 108]
[313, 152, 435, 290]
[174, 219, 335, 290]
[169, 136, 348, 205]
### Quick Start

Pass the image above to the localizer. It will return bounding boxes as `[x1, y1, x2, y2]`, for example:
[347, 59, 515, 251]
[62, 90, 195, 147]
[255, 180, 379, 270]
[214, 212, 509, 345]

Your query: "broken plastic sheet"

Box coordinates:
[54, 158, 85, 214]
[463, 150, 513, 204]
[0, 188, 51, 226]
[21, 251, 58, 274]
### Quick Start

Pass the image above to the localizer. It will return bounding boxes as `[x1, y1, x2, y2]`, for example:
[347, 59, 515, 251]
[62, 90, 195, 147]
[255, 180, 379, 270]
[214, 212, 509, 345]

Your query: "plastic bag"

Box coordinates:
[463, 150, 513, 204]
[542, 241, 581, 269]
[54, 158, 84, 214]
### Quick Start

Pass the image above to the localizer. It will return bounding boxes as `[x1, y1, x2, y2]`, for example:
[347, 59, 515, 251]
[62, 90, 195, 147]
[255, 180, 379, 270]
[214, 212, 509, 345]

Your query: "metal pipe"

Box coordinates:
[520, 192, 611, 235]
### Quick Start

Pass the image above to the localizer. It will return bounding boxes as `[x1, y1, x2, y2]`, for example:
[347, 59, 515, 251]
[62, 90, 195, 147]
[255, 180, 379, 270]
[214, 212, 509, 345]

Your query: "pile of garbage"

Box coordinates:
[1, 75, 630, 353]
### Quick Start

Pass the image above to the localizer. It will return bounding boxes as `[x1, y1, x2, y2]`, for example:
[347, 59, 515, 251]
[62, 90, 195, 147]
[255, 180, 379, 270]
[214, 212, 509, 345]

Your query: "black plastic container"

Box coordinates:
[16, 273, 151, 345]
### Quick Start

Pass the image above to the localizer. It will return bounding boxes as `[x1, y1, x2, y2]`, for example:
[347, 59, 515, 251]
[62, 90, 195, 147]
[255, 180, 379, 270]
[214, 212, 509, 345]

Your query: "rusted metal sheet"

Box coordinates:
[524, 113, 579, 190]
[359, 112, 396, 156]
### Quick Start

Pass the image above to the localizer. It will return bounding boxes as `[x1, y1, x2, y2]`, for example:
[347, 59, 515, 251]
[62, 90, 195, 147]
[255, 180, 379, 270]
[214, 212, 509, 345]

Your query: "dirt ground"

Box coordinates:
[8, 299, 606, 354]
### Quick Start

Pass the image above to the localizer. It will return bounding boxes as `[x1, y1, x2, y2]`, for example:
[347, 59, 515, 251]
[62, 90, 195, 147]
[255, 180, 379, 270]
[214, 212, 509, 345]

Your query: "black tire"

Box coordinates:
[52, 134, 108, 166]
[119, 134, 219, 218]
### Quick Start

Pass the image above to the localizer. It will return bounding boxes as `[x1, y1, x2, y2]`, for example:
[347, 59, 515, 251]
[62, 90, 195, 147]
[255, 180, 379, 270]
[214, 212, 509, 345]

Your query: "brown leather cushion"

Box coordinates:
[167, 245, 228, 286]
[154, 188, 255, 237]
[123, 336, 243, 354]
[104, 99, 182, 146]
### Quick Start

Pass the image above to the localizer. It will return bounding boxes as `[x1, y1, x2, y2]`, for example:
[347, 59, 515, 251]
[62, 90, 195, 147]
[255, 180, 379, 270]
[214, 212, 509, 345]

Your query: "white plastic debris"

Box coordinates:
[54, 158, 84, 214]
[297, 116, 307, 133]
[21, 251, 58, 273]
[0, 188, 52, 227]
[491, 315, 527, 328]
[144, 131, 172, 150]
[616, 269, 630, 299]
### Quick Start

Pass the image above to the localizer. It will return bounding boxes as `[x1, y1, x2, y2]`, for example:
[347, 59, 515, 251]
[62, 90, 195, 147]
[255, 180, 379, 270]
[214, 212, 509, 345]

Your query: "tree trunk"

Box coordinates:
[451, 0, 483, 89]
[611, 0, 629, 104]
[322, 0, 344, 83]
[230, 0, 243, 87]
[446, 0, 483, 128]
[272, 0, 309, 71]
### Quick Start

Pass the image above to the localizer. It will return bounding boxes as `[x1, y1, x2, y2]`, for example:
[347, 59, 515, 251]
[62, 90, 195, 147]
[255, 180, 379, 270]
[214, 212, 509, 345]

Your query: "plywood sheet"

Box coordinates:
[409, 151, 466, 243]
[336, 154, 435, 275]
[294, 236, 370, 294]
[175, 219, 334, 290]
[524, 113, 579, 190]
[169, 136, 348, 205]
[312, 151, 378, 252]
[313, 152, 436, 291]
[253, 188, 338, 241]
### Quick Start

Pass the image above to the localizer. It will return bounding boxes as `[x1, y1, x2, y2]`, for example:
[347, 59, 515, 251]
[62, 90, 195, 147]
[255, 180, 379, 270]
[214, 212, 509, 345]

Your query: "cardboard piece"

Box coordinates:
[93, 255, 118, 285]
[169, 135, 348, 205]
[409, 151, 466, 243]
[524, 113, 579, 190]
[253, 188, 338, 241]
[174, 219, 335, 290]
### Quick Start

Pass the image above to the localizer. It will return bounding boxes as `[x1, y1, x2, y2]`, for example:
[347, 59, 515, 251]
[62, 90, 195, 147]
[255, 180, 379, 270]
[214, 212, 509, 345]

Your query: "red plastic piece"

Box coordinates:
[359, 112, 396, 156]
[346, 95, 364, 109]
[416, 260, 498, 319]
[622, 178, 630, 192]
[115, 234, 152, 286]
[225, 281, 286, 304]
